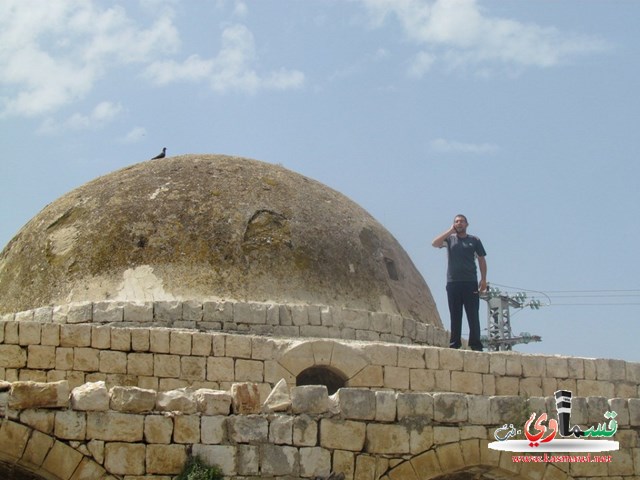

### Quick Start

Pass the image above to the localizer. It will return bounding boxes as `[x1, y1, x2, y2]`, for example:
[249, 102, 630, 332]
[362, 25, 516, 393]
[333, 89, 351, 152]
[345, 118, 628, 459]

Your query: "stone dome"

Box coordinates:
[0, 154, 442, 328]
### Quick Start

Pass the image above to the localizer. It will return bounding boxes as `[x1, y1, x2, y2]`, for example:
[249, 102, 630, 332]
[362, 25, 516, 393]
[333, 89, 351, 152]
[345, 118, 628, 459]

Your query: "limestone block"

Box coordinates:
[153, 301, 182, 322]
[130, 329, 150, 352]
[332, 342, 369, 378]
[0, 420, 31, 459]
[9, 380, 69, 409]
[398, 347, 425, 369]
[93, 302, 124, 323]
[54, 410, 86, 440]
[41, 323, 60, 346]
[194, 388, 232, 415]
[157, 388, 196, 413]
[145, 415, 174, 444]
[332, 450, 355, 479]
[261, 444, 298, 476]
[335, 388, 376, 420]
[69, 456, 107, 480]
[87, 439, 105, 464]
[367, 423, 411, 454]
[292, 385, 328, 414]
[4, 321, 20, 344]
[41, 440, 84, 480]
[355, 454, 377, 480]
[489, 396, 527, 424]
[91, 325, 111, 350]
[73, 347, 99, 372]
[65, 302, 93, 324]
[32, 306, 53, 323]
[169, 331, 191, 355]
[293, 414, 318, 446]
[182, 300, 203, 321]
[374, 391, 396, 422]
[235, 302, 267, 325]
[349, 365, 384, 388]
[397, 392, 433, 420]
[19, 321, 41, 346]
[110, 328, 131, 351]
[154, 354, 181, 378]
[495, 376, 519, 396]
[201, 416, 226, 444]
[383, 365, 409, 390]
[0, 345, 27, 368]
[629, 398, 640, 426]
[203, 301, 233, 322]
[433, 392, 468, 423]
[546, 356, 569, 378]
[576, 379, 614, 398]
[226, 334, 252, 359]
[22, 429, 54, 467]
[521, 356, 546, 377]
[71, 381, 109, 411]
[300, 447, 331, 478]
[192, 444, 236, 476]
[262, 378, 291, 413]
[123, 302, 153, 322]
[596, 358, 627, 381]
[110, 385, 156, 413]
[181, 356, 206, 381]
[207, 357, 235, 382]
[174, 414, 201, 443]
[467, 395, 490, 424]
[27, 345, 56, 370]
[238, 444, 260, 476]
[505, 355, 522, 376]
[320, 419, 366, 451]
[99, 350, 127, 374]
[149, 328, 170, 353]
[269, 415, 294, 444]
[231, 382, 261, 414]
[127, 352, 154, 376]
[87, 411, 144, 442]
[19, 409, 55, 434]
[104, 442, 145, 475]
[463, 350, 489, 373]
[436, 442, 464, 474]
[410, 450, 442, 479]
[192, 332, 212, 356]
[60, 324, 92, 347]
[228, 415, 269, 443]
[439, 348, 464, 371]
[410, 425, 434, 455]
[235, 359, 264, 382]
[451, 371, 483, 395]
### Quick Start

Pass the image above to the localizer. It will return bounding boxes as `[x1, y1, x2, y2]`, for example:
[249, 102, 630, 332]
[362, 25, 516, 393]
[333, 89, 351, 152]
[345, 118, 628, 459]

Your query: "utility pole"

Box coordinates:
[480, 287, 542, 351]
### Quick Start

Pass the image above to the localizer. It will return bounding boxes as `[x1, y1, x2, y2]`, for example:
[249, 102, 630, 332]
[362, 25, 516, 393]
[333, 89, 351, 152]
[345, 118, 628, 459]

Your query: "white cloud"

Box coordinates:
[38, 101, 123, 134]
[119, 126, 148, 144]
[430, 138, 499, 154]
[0, 0, 179, 118]
[145, 24, 304, 94]
[358, 0, 609, 76]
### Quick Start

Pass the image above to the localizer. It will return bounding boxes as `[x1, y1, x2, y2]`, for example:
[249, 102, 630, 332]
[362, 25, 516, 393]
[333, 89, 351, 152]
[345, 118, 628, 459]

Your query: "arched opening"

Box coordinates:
[296, 366, 347, 395]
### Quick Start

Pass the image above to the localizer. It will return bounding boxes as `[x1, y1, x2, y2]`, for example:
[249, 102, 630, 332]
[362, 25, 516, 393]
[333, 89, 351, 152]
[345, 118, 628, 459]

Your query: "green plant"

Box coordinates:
[176, 455, 223, 480]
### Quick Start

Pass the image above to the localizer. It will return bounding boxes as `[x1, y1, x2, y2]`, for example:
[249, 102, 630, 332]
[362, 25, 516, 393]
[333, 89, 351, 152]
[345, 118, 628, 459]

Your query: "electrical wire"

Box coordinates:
[488, 282, 640, 307]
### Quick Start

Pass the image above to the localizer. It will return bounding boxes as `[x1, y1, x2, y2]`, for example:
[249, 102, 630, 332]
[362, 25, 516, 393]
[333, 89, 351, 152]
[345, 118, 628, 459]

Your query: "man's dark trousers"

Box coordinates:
[447, 281, 483, 351]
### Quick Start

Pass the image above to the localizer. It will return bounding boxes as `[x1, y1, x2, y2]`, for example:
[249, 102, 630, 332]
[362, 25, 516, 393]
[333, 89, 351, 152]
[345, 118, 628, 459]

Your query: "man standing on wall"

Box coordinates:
[432, 214, 487, 351]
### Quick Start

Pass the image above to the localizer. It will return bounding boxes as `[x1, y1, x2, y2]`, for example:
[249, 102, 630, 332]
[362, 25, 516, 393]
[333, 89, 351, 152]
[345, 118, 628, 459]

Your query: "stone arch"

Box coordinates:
[277, 340, 369, 388]
[0, 420, 109, 480]
[385, 440, 574, 480]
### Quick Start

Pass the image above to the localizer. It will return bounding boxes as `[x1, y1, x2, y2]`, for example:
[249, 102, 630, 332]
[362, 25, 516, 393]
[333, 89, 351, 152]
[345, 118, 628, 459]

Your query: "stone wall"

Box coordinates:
[2, 307, 640, 479]
[0, 317, 637, 400]
[0, 300, 450, 348]
[1, 380, 639, 479]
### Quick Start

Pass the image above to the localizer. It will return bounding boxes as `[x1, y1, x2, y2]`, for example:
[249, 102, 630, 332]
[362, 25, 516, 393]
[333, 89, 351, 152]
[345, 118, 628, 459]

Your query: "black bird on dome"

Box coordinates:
[150, 147, 166, 160]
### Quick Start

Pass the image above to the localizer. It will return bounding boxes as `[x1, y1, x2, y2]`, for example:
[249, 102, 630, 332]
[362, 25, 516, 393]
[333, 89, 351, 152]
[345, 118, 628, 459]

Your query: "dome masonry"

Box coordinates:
[0, 154, 442, 330]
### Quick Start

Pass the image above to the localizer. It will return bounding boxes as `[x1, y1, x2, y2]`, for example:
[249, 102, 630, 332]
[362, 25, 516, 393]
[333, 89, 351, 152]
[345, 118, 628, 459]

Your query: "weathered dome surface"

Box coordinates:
[0, 154, 441, 327]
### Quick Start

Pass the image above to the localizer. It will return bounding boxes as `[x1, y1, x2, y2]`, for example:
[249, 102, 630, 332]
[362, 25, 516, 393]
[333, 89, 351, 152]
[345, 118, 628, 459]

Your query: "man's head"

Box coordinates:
[453, 214, 468, 234]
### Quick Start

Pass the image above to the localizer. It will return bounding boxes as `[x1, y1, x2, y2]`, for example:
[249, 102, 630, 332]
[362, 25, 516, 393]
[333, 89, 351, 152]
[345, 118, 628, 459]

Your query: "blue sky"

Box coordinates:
[1, 0, 639, 362]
